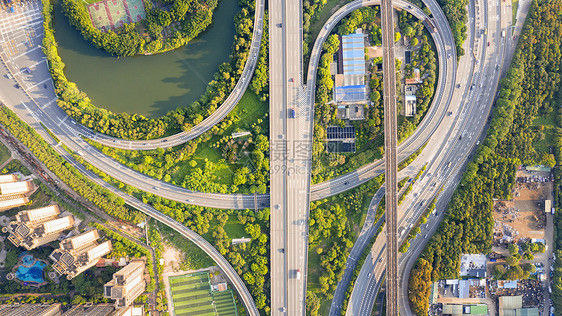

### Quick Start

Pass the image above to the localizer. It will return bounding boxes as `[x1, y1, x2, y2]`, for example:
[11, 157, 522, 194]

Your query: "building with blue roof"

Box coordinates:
[334, 29, 367, 104]
[342, 32, 366, 75]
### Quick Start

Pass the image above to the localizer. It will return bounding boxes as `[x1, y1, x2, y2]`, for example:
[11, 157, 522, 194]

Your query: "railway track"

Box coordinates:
[381, 0, 399, 314]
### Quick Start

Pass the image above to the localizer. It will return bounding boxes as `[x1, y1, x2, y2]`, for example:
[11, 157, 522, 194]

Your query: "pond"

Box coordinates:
[52, 0, 238, 118]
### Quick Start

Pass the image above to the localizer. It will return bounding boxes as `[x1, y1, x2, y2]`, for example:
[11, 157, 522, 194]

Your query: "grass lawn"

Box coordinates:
[168, 90, 267, 189]
[90, 90, 268, 193]
[512, 0, 519, 25]
[223, 218, 246, 239]
[532, 114, 555, 155]
[0, 142, 11, 166]
[307, 239, 331, 315]
[160, 225, 216, 270]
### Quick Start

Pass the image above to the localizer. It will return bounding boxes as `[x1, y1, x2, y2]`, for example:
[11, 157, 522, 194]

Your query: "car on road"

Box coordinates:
[275, 204, 280, 210]
[344, 181, 349, 185]
[287, 170, 292, 176]
[447, 53, 451, 59]
[5, 74, 12, 79]
[279, 248, 285, 253]
[280, 307, 286, 312]
[14, 84, 19, 89]
[324, 25, 329, 30]
[277, 23, 282, 28]
[186, 199, 193, 202]
[456, 84, 461, 88]
[289, 108, 296, 118]
[448, 111, 453, 116]
[488, 41, 490, 46]
[153, 186, 159, 190]
[288, 78, 294, 82]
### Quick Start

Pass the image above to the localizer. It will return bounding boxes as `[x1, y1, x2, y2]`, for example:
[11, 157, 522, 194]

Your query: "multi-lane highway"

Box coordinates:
[268, 0, 286, 313]
[269, 0, 311, 313]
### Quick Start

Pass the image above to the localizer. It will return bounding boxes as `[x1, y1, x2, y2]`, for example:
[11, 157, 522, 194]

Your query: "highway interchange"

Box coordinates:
[0, 0, 524, 314]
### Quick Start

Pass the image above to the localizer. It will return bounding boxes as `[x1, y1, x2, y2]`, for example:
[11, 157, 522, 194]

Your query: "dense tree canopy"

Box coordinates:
[61, 0, 219, 57]
[410, 0, 562, 313]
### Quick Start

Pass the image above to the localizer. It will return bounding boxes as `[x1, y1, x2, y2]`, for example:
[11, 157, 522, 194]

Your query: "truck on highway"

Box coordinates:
[502, 30, 506, 38]
[296, 269, 301, 279]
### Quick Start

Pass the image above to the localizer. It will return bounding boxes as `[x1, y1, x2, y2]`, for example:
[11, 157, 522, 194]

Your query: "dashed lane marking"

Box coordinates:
[40, 97, 58, 110]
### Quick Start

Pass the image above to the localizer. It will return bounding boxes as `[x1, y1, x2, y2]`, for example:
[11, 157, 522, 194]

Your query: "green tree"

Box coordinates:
[508, 243, 519, 256]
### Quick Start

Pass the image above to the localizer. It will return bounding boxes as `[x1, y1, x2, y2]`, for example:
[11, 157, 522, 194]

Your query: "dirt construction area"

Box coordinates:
[493, 171, 552, 244]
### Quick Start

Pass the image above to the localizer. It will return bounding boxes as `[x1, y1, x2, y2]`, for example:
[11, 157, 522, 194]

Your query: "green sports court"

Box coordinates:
[87, 0, 146, 32]
[168, 271, 238, 316]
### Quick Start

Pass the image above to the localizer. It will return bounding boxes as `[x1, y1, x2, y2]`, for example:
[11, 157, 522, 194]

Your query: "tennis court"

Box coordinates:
[106, 0, 128, 28]
[125, 0, 146, 22]
[87, 2, 111, 31]
[87, 0, 145, 31]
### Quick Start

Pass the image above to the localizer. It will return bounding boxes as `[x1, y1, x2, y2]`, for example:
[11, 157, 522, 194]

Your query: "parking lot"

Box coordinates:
[0, 0, 58, 111]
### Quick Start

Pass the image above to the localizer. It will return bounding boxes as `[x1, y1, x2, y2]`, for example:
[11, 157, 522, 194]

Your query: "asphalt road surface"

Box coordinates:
[269, 0, 311, 313]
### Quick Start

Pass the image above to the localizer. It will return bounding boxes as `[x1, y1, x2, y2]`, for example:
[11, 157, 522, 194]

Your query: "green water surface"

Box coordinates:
[52, 0, 237, 118]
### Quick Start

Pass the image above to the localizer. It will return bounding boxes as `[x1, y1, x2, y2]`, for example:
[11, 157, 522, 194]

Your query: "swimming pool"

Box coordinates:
[15, 259, 47, 283]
